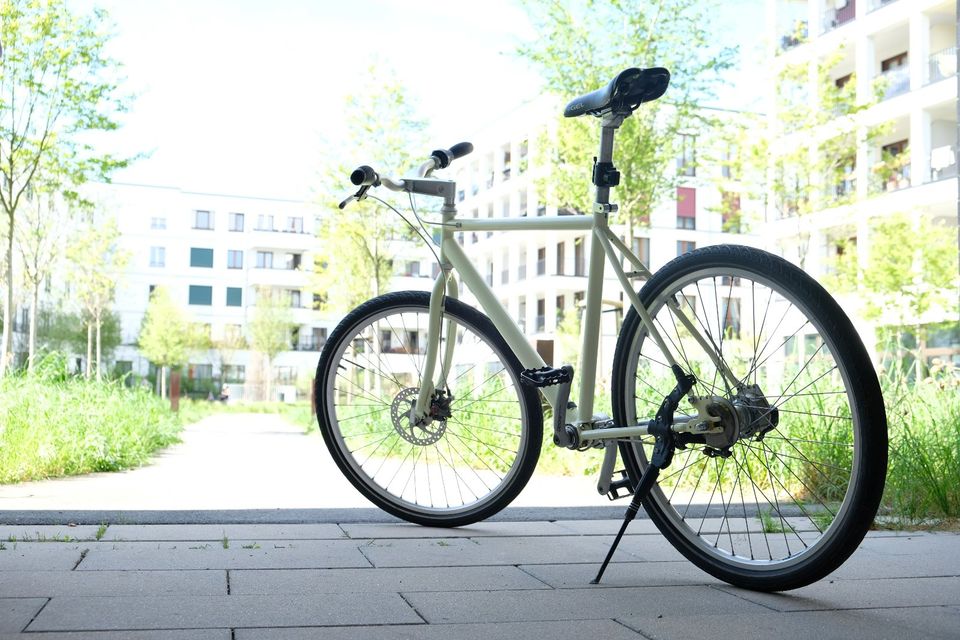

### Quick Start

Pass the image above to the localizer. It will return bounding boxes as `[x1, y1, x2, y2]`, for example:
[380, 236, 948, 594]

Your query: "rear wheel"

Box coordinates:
[316, 291, 543, 527]
[612, 245, 887, 590]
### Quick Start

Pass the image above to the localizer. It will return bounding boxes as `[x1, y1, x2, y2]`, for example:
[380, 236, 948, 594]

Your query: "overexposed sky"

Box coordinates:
[79, 0, 763, 200]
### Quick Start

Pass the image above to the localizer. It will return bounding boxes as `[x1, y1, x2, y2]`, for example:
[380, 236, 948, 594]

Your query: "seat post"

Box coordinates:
[593, 112, 626, 207]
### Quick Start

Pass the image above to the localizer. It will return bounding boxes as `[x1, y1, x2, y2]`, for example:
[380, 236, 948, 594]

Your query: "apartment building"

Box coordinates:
[450, 99, 760, 374]
[768, 0, 958, 364]
[90, 182, 332, 400]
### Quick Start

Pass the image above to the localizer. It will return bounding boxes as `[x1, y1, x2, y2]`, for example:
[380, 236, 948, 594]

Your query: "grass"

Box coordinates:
[95, 523, 107, 541]
[0, 354, 183, 484]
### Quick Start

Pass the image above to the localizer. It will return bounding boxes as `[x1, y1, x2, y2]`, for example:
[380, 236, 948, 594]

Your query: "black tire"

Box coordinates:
[612, 245, 887, 591]
[315, 291, 543, 527]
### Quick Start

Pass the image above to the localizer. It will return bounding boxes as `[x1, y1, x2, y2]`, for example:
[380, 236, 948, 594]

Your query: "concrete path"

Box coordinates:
[0, 413, 605, 511]
[0, 521, 956, 638]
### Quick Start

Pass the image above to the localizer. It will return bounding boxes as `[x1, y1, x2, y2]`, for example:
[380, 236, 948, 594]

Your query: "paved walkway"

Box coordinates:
[0, 520, 956, 638]
[0, 413, 605, 510]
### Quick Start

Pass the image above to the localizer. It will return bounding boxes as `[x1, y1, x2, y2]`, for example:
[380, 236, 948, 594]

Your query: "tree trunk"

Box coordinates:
[95, 315, 102, 380]
[85, 322, 93, 378]
[0, 215, 13, 379]
[160, 365, 166, 398]
[28, 284, 38, 373]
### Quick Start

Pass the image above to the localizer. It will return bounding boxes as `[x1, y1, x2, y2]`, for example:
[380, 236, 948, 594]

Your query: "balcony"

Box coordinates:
[928, 47, 958, 85]
[878, 66, 910, 100]
[822, 2, 855, 34]
[292, 337, 326, 352]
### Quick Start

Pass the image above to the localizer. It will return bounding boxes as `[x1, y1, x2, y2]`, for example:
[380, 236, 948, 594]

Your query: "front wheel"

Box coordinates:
[612, 245, 887, 591]
[315, 291, 543, 527]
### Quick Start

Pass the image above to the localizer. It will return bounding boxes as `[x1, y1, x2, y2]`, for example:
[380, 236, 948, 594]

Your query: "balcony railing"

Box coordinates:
[780, 21, 807, 52]
[878, 66, 910, 100]
[930, 146, 958, 182]
[292, 337, 326, 352]
[928, 47, 957, 85]
[822, 2, 855, 34]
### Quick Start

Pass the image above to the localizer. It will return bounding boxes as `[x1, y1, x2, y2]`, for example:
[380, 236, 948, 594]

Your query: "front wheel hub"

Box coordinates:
[390, 387, 448, 446]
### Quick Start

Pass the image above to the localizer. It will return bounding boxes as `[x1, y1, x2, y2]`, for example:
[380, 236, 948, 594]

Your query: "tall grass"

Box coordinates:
[0, 354, 182, 484]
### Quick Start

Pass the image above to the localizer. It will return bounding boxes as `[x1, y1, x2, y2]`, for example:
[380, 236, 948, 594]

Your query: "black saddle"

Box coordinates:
[563, 67, 670, 118]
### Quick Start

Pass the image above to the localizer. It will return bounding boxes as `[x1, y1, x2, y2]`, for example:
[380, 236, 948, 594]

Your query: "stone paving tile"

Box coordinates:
[77, 540, 370, 571]
[0, 543, 86, 571]
[0, 526, 101, 542]
[0, 599, 47, 633]
[718, 576, 960, 612]
[359, 535, 613, 568]
[105, 524, 345, 541]
[404, 585, 768, 624]
[230, 565, 549, 594]
[341, 520, 569, 539]
[234, 619, 643, 639]
[832, 535, 960, 580]
[617, 606, 960, 640]
[0, 631, 230, 640]
[519, 561, 716, 589]
[610, 534, 688, 562]
[0, 570, 226, 597]
[554, 519, 662, 536]
[28, 594, 421, 631]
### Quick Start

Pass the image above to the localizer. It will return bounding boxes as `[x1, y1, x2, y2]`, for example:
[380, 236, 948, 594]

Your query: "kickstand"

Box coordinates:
[591, 463, 661, 584]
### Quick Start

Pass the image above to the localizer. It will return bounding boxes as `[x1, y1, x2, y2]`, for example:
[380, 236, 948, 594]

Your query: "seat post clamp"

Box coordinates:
[591, 157, 620, 188]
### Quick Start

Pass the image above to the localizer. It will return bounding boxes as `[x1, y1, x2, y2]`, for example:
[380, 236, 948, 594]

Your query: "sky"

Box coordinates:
[78, 0, 765, 201]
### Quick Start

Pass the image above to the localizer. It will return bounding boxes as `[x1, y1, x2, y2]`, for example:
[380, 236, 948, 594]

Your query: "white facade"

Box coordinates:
[90, 182, 333, 400]
[767, 0, 958, 363]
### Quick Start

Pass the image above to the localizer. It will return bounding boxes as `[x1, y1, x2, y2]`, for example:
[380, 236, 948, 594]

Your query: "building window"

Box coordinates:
[188, 285, 213, 306]
[403, 261, 420, 277]
[256, 251, 273, 269]
[537, 246, 546, 275]
[519, 190, 528, 217]
[632, 237, 650, 266]
[149, 246, 165, 268]
[256, 214, 275, 231]
[275, 366, 296, 384]
[193, 210, 213, 230]
[678, 134, 696, 177]
[501, 250, 509, 284]
[574, 237, 585, 276]
[189, 363, 213, 380]
[226, 287, 242, 307]
[721, 192, 742, 233]
[518, 297, 526, 330]
[677, 187, 696, 229]
[536, 298, 545, 332]
[284, 253, 302, 270]
[150, 217, 166, 230]
[556, 242, 565, 275]
[677, 240, 697, 256]
[518, 248, 527, 280]
[722, 297, 741, 338]
[227, 250, 243, 269]
[286, 216, 303, 233]
[190, 247, 214, 268]
[222, 364, 246, 383]
[229, 212, 245, 232]
[289, 290, 301, 308]
[556, 295, 565, 323]
[224, 324, 244, 343]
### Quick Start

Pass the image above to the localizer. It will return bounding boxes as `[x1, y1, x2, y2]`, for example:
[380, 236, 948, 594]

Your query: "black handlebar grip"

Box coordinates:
[350, 165, 378, 186]
[449, 142, 473, 159]
[430, 142, 474, 169]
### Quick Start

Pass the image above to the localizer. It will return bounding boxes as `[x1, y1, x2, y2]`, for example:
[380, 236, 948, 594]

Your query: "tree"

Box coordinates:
[15, 188, 64, 371]
[138, 286, 191, 398]
[65, 214, 128, 379]
[313, 65, 427, 312]
[0, 0, 130, 377]
[828, 213, 959, 377]
[248, 286, 294, 402]
[37, 307, 120, 368]
[516, 0, 735, 240]
[757, 46, 884, 268]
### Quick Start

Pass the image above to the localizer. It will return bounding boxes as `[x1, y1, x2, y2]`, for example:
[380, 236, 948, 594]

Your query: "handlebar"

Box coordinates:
[340, 141, 473, 209]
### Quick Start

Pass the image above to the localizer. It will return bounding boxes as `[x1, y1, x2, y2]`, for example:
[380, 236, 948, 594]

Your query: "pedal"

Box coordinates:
[520, 366, 572, 388]
[605, 470, 635, 501]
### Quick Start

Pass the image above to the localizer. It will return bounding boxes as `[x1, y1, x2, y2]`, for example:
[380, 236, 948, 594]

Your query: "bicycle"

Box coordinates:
[315, 67, 888, 591]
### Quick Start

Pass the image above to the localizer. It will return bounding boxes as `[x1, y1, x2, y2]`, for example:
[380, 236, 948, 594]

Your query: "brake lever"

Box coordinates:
[338, 184, 372, 210]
